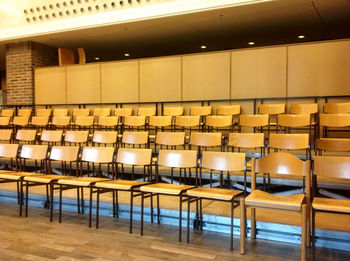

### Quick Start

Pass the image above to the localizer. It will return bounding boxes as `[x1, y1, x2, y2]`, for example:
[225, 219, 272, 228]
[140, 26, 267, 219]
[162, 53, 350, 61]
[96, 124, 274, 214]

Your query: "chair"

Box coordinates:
[53, 108, 69, 117]
[92, 131, 118, 146]
[77, 47, 86, 64]
[175, 115, 200, 133]
[140, 150, 197, 242]
[0, 129, 13, 143]
[290, 103, 318, 115]
[189, 132, 222, 156]
[73, 116, 94, 131]
[58, 47, 75, 66]
[316, 138, 350, 155]
[240, 152, 311, 261]
[319, 113, 350, 138]
[1, 109, 14, 118]
[277, 114, 311, 133]
[12, 116, 30, 130]
[190, 106, 212, 130]
[124, 116, 146, 131]
[258, 104, 285, 133]
[269, 133, 310, 159]
[23, 146, 80, 221]
[217, 105, 241, 130]
[15, 129, 37, 144]
[114, 108, 133, 117]
[64, 130, 89, 146]
[239, 114, 269, 133]
[205, 115, 233, 132]
[155, 132, 185, 150]
[97, 116, 119, 131]
[137, 107, 156, 117]
[57, 146, 115, 227]
[323, 102, 350, 114]
[40, 130, 63, 146]
[186, 151, 245, 250]
[72, 108, 90, 118]
[0, 116, 10, 128]
[51, 116, 71, 130]
[148, 116, 172, 133]
[30, 116, 49, 131]
[163, 107, 184, 116]
[311, 156, 350, 249]
[95, 148, 152, 233]
[121, 131, 149, 148]
[36, 108, 52, 117]
[93, 108, 111, 121]
[17, 108, 32, 117]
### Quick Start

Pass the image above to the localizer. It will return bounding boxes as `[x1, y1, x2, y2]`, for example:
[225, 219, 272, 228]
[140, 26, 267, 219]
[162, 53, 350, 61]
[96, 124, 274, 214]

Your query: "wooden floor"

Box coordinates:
[1, 201, 350, 261]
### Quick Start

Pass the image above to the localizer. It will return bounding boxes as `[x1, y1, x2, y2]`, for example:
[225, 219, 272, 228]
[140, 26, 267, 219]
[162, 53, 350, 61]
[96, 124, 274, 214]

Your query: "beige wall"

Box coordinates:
[35, 39, 350, 105]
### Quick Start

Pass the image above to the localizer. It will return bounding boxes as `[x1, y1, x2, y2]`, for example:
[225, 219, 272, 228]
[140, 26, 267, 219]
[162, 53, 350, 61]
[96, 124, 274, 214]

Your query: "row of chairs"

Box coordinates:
[0, 142, 348, 261]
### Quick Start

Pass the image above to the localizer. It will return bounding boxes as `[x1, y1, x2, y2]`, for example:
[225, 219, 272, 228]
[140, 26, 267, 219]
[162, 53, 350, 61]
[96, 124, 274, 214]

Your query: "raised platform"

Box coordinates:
[0, 183, 349, 252]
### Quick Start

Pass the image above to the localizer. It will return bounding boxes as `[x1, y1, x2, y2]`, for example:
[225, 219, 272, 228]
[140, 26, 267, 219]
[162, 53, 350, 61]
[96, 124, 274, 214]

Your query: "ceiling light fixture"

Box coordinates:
[298, 35, 305, 39]
[248, 42, 255, 45]
[124, 53, 130, 57]
[201, 45, 207, 49]
[94, 57, 100, 60]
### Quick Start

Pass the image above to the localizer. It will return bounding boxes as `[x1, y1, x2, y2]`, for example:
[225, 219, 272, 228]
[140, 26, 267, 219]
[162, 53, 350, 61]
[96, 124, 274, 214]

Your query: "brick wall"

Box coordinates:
[5, 41, 58, 105]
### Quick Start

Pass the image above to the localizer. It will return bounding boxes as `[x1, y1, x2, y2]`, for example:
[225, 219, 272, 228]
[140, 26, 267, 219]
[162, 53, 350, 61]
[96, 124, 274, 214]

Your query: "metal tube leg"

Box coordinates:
[59, 185, 62, 223]
[50, 183, 54, 222]
[240, 198, 246, 255]
[81, 187, 84, 214]
[89, 186, 92, 227]
[179, 194, 182, 242]
[129, 190, 133, 234]
[116, 190, 119, 218]
[200, 199, 203, 231]
[230, 200, 234, 251]
[96, 188, 100, 229]
[77, 187, 80, 214]
[150, 193, 154, 223]
[187, 196, 191, 243]
[251, 207, 256, 239]
[112, 190, 116, 218]
[157, 194, 160, 224]
[25, 181, 29, 217]
[19, 180, 23, 216]
[140, 192, 144, 236]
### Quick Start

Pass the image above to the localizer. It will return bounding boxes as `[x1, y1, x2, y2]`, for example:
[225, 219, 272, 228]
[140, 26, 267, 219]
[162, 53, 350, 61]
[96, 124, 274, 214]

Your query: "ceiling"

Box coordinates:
[1, 0, 350, 69]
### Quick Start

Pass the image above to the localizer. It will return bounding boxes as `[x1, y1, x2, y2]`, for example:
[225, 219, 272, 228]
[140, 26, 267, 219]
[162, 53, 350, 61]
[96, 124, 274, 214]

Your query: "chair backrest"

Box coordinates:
[93, 131, 118, 144]
[228, 133, 264, 148]
[319, 113, 350, 127]
[289, 103, 318, 114]
[50, 146, 79, 162]
[20, 144, 48, 160]
[16, 129, 37, 142]
[77, 47, 86, 64]
[158, 149, 197, 168]
[117, 148, 152, 166]
[163, 107, 184, 116]
[175, 115, 200, 127]
[217, 105, 240, 116]
[190, 106, 212, 116]
[316, 138, 350, 152]
[13, 116, 29, 126]
[314, 156, 350, 179]
[190, 132, 222, 147]
[0, 143, 19, 158]
[98, 116, 119, 127]
[64, 130, 89, 143]
[74, 116, 94, 126]
[41, 130, 63, 143]
[51, 116, 71, 126]
[124, 116, 146, 127]
[31, 116, 49, 126]
[0, 129, 12, 142]
[205, 115, 232, 127]
[122, 131, 148, 145]
[93, 108, 111, 117]
[202, 151, 245, 172]
[258, 104, 285, 115]
[53, 108, 69, 116]
[81, 146, 115, 163]
[0, 116, 10, 126]
[137, 107, 156, 116]
[114, 108, 133, 117]
[149, 116, 172, 127]
[239, 114, 269, 127]
[36, 108, 52, 117]
[324, 102, 350, 114]
[277, 114, 310, 127]
[18, 109, 32, 117]
[269, 134, 309, 150]
[73, 108, 90, 117]
[1, 109, 14, 117]
[156, 132, 185, 146]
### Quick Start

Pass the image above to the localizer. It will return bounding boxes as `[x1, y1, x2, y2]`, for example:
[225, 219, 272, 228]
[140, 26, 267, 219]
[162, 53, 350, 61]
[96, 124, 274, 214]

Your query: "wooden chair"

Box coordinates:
[23, 146, 80, 221]
[240, 152, 311, 261]
[51, 116, 71, 130]
[95, 148, 152, 233]
[323, 102, 350, 114]
[269, 133, 310, 159]
[124, 116, 146, 131]
[155, 132, 185, 150]
[72, 108, 90, 118]
[140, 150, 197, 241]
[205, 115, 233, 132]
[137, 107, 156, 117]
[12, 116, 30, 130]
[93, 108, 111, 121]
[53, 108, 69, 117]
[258, 104, 285, 133]
[97, 116, 119, 131]
[319, 113, 350, 138]
[190, 106, 212, 130]
[0, 129, 13, 143]
[290, 103, 318, 115]
[114, 108, 133, 131]
[175, 115, 200, 133]
[217, 105, 241, 130]
[92, 131, 118, 146]
[187, 151, 245, 250]
[189, 132, 222, 155]
[15, 129, 37, 144]
[57, 146, 115, 227]
[121, 131, 149, 148]
[64, 130, 89, 146]
[0, 116, 10, 128]
[36, 108, 52, 117]
[277, 114, 311, 132]
[58, 47, 75, 66]
[316, 138, 350, 155]
[30, 116, 49, 131]
[163, 107, 184, 116]
[239, 114, 269, 133]
[77, 47, 86, 64]
[311, 156, 350, 249]
[1, 108, 14, 118]
[148, 116, 172, 134]
[73, 116, 94, 131]
[40, 130, 63, 146]
[17, 108, 32, 117]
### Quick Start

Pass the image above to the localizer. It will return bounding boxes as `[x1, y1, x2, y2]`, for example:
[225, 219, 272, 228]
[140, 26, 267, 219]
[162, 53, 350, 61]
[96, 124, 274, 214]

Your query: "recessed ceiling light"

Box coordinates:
[248, 42, 255, 45]
[201, 45, 207, 49]
[124, 53, 130, 57]
[298, 35, 305, 39]
[94, 57, 100, 60]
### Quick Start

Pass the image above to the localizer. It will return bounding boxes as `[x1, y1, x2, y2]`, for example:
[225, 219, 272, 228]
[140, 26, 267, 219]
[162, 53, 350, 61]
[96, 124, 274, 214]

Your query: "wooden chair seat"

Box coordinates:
[0, 172, 43, 180]
[140, 183, 194, 195]
[245, 189, 305, 211]
[95, 180, 149, 190]
[186, 187, 243, 201]
[312, 197, 350, 213]
[58, 177, 109, 186]
[24, 174, 73, 184]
